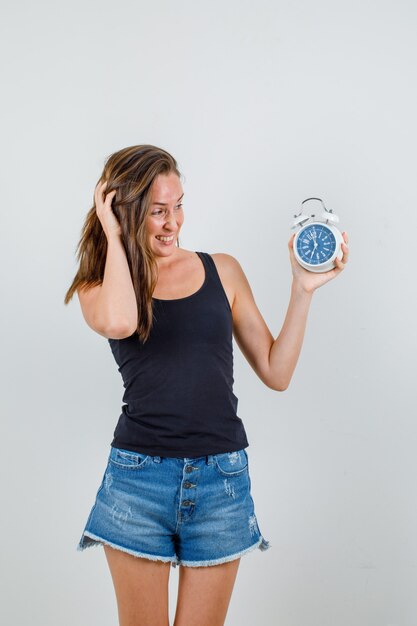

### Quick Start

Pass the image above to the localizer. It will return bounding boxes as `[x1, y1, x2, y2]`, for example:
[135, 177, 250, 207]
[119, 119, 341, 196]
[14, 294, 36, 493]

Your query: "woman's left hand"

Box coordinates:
[288, 231, 349, 294]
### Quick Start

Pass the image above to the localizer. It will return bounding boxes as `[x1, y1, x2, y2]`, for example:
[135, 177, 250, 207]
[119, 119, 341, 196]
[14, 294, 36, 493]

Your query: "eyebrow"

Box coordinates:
[152, 193, 184, 206]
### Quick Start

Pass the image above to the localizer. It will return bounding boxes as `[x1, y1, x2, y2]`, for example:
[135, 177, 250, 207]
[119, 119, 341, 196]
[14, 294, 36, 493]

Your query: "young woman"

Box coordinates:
[65, 144, 349, 626]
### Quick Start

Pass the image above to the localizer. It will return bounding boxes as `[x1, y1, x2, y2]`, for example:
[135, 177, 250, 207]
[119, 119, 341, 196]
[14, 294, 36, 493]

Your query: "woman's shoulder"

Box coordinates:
[200, 252, 253, 311]
[208, 252, 239, 273]
[209, 252, 253, 297]
[180, 248, 237, 269]
[206, 253, 238, 311]
[208, 252, 246, 290]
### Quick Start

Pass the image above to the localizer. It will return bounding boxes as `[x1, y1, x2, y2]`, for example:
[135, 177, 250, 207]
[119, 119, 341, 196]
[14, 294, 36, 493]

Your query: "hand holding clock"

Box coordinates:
[288, 231, 349, 294]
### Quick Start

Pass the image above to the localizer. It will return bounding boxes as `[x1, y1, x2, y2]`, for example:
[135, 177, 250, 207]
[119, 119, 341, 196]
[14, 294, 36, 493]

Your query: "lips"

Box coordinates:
[155, 235, 176, 246]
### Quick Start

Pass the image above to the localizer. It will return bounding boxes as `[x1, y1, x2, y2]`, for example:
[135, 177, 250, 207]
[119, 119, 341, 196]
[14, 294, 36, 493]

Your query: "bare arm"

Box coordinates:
[80, 234, 138, 335]
[77, 181, 138, 337]
[231, 262, 313, 391]
[267, 283, 313, 390]
[229, 231, 349, 391]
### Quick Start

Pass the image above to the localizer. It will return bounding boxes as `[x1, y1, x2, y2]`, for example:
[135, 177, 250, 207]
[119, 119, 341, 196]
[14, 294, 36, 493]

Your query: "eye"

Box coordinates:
[151, 204, 183, 216]
[151, 203, 183, 217]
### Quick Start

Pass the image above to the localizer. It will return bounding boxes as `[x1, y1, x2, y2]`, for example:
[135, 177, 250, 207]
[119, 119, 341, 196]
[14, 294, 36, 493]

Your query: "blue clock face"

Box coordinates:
[296, 224, 336, 265]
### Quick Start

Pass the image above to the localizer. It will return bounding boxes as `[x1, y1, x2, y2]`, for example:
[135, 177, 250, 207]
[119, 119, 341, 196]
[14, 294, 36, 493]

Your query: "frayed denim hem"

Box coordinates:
[76, 530, 180, 567]
[77, 531, 271, 569]
[176, 535, 271, 568]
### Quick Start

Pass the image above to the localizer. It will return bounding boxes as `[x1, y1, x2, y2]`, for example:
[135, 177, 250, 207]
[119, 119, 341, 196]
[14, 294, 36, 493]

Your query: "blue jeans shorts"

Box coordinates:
[77, 445, 271, 568]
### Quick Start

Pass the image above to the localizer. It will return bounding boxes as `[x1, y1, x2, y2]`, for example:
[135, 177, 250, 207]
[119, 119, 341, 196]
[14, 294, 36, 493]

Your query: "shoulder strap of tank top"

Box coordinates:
[196, 251, 232, 312]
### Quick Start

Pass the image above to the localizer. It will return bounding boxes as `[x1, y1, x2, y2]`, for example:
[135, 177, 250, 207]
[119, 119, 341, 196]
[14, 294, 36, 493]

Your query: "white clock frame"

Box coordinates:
[291, 198, 344, 273]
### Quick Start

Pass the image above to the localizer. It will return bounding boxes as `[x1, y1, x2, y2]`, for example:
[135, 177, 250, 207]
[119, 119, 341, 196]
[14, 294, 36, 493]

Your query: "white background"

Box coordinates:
[1, 0, 416, 624]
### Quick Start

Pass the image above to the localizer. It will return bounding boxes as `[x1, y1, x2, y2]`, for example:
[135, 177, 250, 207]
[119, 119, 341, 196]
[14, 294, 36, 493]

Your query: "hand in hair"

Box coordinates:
[94, 180, 122, 239]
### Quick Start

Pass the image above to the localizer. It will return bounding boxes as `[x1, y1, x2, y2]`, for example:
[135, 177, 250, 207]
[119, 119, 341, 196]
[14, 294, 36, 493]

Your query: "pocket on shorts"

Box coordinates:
[213, 448, 248, 477]
[109, 446, 150, 470]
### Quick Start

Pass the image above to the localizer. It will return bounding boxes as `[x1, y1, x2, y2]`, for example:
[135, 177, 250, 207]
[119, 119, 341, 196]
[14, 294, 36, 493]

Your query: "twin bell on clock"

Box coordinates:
[291, 197, 344, 273]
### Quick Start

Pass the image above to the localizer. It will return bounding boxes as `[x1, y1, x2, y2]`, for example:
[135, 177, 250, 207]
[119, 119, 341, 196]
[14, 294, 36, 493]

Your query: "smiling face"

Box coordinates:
[146, 172, 184, 260]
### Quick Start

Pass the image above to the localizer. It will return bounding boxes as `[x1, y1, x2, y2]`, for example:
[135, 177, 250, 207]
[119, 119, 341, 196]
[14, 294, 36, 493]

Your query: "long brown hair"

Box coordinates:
[64, 144, 182, 343]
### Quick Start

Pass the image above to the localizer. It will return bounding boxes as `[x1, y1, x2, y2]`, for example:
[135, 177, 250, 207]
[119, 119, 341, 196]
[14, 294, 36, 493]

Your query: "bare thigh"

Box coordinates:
[173, 557, 241, 626]
[103, 544, 171, 626]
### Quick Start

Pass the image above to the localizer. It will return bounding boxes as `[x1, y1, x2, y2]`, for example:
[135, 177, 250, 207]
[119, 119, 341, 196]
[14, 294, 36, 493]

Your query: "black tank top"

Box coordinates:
[108, 251, 249, 457]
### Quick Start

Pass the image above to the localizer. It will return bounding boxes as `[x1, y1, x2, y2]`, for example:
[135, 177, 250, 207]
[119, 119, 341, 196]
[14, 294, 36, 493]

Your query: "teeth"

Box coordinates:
[156, 235, 174, 242]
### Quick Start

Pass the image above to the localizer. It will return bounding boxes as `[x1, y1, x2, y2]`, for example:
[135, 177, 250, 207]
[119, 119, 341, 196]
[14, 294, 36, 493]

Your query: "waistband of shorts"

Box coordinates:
[148, 455, 216, 465]
[110, 445, 248, 465]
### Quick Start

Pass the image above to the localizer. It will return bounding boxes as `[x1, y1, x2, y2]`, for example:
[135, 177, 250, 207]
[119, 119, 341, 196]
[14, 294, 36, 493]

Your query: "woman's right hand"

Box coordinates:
[94, 180, 122, 239]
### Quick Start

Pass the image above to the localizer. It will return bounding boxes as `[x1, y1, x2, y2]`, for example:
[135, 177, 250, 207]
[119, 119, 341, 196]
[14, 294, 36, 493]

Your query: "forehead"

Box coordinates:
[151, 172, 183, 201]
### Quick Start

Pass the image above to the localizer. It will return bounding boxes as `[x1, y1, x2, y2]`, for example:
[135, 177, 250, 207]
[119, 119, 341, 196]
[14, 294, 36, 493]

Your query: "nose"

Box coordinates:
[164, 212, 179, 230]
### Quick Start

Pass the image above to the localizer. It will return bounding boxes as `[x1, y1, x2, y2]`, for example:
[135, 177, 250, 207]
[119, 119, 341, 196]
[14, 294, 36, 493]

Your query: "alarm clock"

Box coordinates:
[291, 197, 344, 273]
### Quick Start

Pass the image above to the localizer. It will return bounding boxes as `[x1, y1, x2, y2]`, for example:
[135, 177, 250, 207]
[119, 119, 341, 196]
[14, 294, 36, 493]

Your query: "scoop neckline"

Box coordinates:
[151, 251, 208, 303]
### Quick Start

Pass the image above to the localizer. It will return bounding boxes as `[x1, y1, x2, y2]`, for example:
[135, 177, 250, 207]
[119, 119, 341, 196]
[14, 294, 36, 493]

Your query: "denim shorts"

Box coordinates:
[77, 445, 271, 568]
